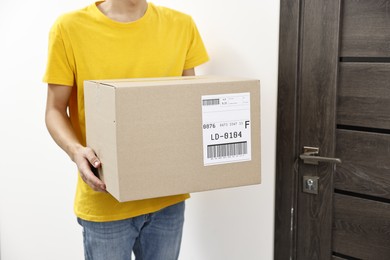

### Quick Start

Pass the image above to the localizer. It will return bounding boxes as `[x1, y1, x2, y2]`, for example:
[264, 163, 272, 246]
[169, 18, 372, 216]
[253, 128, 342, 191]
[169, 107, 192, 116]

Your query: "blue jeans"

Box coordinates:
[77, 202, 185, 260]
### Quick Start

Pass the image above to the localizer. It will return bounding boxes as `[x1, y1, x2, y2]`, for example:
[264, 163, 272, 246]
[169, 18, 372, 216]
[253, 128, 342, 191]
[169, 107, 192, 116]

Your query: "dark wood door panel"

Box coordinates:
[335, 129, 390, 199]
[333, 193, 390, 259]
[338, 63, 390, 98]
[337, 96, 390, 129]
[340, 0, 390, 57]
[337, 63, 390, 129]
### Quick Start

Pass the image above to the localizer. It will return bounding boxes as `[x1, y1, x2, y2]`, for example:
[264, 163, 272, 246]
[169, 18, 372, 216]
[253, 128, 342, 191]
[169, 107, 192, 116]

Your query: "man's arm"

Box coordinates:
[45, 84, 106, 192]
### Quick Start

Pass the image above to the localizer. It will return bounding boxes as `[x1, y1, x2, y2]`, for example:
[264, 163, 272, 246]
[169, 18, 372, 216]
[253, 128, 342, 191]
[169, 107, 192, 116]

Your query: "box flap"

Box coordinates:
[85, 75, 258, 89]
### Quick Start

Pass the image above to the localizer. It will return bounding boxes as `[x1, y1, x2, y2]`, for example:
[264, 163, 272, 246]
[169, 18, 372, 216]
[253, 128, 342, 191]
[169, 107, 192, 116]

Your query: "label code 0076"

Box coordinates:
[207, 141, 248, 159]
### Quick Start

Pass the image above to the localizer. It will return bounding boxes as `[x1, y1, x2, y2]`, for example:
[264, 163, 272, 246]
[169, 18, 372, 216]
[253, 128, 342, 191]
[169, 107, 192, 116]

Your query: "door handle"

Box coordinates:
[299, 146, 341, 165]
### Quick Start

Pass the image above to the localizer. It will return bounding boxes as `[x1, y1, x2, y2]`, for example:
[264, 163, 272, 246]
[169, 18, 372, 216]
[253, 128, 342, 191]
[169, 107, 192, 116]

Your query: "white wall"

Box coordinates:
[0, 1, 279, 259]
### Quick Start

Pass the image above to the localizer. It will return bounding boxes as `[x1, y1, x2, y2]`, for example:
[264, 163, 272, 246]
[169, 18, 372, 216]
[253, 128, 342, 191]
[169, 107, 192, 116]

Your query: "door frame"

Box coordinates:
[274, 0, 301, 258]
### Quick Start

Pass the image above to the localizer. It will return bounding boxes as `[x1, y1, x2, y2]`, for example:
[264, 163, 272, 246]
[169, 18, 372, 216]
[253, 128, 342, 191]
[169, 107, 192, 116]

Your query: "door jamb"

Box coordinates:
[274, 0, 301, 259]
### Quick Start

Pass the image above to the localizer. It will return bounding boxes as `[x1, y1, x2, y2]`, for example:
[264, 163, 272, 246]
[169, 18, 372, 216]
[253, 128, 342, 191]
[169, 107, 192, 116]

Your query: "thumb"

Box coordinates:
[85, 147, 101, 168]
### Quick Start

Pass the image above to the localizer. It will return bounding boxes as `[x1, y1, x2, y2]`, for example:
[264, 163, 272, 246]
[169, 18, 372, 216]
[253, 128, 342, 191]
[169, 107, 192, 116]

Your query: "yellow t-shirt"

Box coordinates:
[43, 1, 209, 222]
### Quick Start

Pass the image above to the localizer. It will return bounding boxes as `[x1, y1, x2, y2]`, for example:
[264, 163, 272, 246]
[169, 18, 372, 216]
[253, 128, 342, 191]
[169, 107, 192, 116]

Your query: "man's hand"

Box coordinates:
[72, 146, 106, 192]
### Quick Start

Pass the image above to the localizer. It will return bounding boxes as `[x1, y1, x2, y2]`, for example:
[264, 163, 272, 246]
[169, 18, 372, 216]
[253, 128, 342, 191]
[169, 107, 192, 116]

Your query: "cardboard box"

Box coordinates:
[84, 76, 261, 202]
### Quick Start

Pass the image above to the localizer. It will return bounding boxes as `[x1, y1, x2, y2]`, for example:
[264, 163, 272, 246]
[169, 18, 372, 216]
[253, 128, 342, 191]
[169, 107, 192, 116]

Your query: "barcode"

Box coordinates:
[207, 142, 248, 159]
[203, 99, 220, 106]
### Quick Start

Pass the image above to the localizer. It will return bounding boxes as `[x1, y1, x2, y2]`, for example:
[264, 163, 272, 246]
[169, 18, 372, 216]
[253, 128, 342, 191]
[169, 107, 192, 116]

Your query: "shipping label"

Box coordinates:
[201, 92, 251, 166]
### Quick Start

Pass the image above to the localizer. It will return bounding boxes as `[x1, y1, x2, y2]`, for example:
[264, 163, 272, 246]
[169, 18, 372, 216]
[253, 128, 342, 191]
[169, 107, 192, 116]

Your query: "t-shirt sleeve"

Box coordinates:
[183, 17, 209, 70]
[42, 19, 75, 86]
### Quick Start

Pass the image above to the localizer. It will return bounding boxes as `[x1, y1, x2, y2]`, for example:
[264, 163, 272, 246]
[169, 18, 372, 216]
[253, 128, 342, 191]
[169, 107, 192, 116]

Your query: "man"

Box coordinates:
[43, 0, 209, 259]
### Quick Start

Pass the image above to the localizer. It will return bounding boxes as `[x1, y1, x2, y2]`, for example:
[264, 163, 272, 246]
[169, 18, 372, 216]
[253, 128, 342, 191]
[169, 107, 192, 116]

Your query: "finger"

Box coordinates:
[83, 172, 106, 192]
[84, 147, 101, 168]
[79, 163, 106, 192]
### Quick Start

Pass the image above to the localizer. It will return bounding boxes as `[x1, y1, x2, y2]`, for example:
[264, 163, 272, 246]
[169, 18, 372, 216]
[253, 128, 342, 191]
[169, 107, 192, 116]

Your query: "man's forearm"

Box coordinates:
[45, 107, 83, 162]
[45, 84, 106, 192]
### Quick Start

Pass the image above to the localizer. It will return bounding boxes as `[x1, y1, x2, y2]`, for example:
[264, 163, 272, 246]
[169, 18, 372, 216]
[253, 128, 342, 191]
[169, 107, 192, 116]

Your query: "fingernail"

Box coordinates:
[94, 161, 99, 167]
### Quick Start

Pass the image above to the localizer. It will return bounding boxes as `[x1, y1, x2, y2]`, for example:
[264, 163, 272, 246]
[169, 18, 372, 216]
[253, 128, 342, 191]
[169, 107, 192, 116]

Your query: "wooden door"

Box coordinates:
[275, 0, 390, 259]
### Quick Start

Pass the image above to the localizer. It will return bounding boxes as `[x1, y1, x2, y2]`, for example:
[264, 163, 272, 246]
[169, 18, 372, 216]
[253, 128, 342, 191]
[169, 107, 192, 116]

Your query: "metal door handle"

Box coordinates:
[300, 154, 341, 165]
[299, 146, 341, 165]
